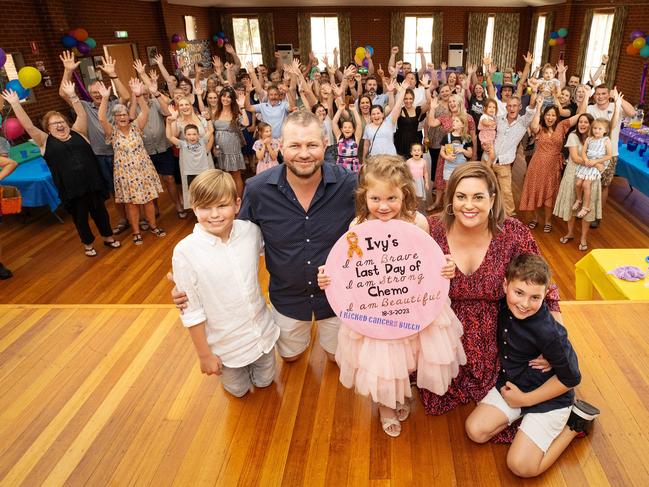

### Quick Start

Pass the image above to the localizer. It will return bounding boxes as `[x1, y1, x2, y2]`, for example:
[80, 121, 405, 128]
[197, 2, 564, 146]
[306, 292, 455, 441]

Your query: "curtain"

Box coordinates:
[492, 13, 520, 70]
[605, 6, 628, 88]
[220, 13, 234, 47]
[431, 12, 443, 66]
[258, 13, 276, 68]
[297, 12, 311, 64]
[528, 13, 539, 55]
[575, 9, 594, 81]
[337, 12, 352, 67]
[528, 11, 554, 67]
[467, 13, 489, 67]
[390, 11, 405, 57]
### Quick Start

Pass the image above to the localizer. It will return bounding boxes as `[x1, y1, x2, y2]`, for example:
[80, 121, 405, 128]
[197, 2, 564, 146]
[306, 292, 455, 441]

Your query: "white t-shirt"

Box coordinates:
[178, 139, 212, 175]
[587, 102, 620, 157]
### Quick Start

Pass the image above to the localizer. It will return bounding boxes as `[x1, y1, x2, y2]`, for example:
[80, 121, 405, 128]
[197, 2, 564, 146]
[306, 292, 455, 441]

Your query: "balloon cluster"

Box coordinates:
[2, 117, 25, 140]
[626, 30, 649, 57]
[0, 47, 42, 102]
[171, 34, 188, 51]
[548, 28, 568, 46]
[212, 32, 229, 48]
[354, 45, 374, 67]
[61, 28, 96, 56]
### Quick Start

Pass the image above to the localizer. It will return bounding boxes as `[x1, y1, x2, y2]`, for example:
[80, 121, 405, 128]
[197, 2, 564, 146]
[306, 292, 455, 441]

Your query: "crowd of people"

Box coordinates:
[0, 40, 629, 477]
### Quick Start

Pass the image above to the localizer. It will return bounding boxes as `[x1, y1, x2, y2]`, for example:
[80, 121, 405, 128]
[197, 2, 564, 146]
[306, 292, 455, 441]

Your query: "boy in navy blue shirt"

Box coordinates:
[465, 253, 599, 478]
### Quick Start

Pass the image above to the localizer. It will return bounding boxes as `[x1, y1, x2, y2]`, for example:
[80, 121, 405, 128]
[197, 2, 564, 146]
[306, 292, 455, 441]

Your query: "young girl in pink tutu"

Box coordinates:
[318, 155, 466, 437]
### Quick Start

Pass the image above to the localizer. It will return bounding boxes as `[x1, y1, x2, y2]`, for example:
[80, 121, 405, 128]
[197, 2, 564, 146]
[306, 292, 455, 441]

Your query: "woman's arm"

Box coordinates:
[388, 82, 408, 125]
[529, 96, 543, 134]
[58, 50, 80, 104]
[0, 155, 18, 181]
[581, 139, 590, 166]
[568, 145, 585, 165]
[97, 83, 114, 140]
[331, 104, 344, 140]
[350, 103, 364, 143]
[165, 116, 180, 146]
[61, 80, 88, 137]
[426, 97, 441, 128]
[154, 54, 177, 92]
[1, 90, 48, 147]
[130, 79, 149, 131]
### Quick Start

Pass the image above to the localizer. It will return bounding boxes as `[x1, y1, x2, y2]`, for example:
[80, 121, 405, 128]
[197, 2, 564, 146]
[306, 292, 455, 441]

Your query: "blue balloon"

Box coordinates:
[62, 34, 77, 48]
[217, 31, 225, 38]
[365, 45, 374, 57]
[550, 31, 559, 39]
[6, 79, 30, 100]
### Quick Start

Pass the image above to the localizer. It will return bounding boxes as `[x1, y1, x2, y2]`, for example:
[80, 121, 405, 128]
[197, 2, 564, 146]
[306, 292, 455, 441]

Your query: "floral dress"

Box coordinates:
[253, 138, 280, 174]
[111, 123, 163, 205]
[418, 217, 560, 443]
[336, 136, 360, 172]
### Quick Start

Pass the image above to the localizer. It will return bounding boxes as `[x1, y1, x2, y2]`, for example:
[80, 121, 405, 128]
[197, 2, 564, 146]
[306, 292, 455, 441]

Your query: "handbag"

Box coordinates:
[0, 185, 22, 216]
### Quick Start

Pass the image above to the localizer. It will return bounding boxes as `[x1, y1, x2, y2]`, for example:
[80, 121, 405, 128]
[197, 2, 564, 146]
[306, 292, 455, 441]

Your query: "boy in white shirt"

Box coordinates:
[172, 169, 280, 397]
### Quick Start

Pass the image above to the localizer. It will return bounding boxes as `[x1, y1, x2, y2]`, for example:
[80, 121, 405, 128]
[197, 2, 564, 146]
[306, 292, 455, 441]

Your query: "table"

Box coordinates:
[617, 143, 649, 199]
[575, 248, 649, 300]
[0, 157, 60, 211]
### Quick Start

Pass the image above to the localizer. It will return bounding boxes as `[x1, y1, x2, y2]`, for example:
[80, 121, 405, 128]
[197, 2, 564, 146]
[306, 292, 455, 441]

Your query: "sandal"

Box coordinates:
[84, 246, 97, 257]
[379, 407, 401, 438]
[576, 207, 591, 219]
[139, 220, 150, 231]
[571, 199, 582, 211]
[528, 221, 538, 229]
[579, 242, 589, 251]
[543, 223, 552, 233]
[132, 233, 143, 246]
[150, 227, 166, 237]
[112, 220, 128, 235]
[396, 400, 411, 422]
[559, 236, 574, 244]
[103, 240, 121, 249]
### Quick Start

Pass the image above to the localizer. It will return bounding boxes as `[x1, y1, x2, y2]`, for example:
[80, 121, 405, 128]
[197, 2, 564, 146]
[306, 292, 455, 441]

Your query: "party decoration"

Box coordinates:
[558, 28, 568, 38]
[223, 37, 229, 44]
[630, 30, 645, 41]
[171, 33, 181, 43]
[170, 42, 177, 51]
[627, 44, 641, 56]
[217, 38, 224, 48]
[641, 45, 649, 58]
[85, 37, 96, 49]
[355, 46, 366, 58]
[177, 40, 187, 49]
[0, 48, 6, 69]
[640, 62, 648, 105]
[77, 41, 91, 55]
[550, 31, 559, 39]
[218, 31, 225, 38]
[2, 117, 25, 140]
[354, 55, 363, 66]
[548, 39, 557, 46]
[18, 66, 41, 89]
[72, 70, 91, 102]
[324, 220, 449, 340]
[556, 37, 565, 46]
[362, 58, 369, 68]
[72, 47, 81, 57]
[365, 45, 374, 57]
[61, 34, 77, 48]
[6, 79, 29, 100]
[70, 28, 88, 42]
[633, 37, 646, 49]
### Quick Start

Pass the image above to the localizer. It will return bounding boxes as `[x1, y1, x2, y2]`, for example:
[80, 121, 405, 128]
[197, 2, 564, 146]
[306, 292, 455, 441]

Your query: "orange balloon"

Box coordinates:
[627, 44, 640, 55]
[71, 28, 89, 41]
[170, 42, 178, 51]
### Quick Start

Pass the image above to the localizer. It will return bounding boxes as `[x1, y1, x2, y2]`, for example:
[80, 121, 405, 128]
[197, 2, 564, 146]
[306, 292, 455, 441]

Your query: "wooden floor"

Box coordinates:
[0, 302, 648, 486]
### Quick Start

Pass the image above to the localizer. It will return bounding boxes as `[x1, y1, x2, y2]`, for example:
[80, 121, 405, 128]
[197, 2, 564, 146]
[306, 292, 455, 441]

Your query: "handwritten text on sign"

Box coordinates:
[324, 219, 449, 339]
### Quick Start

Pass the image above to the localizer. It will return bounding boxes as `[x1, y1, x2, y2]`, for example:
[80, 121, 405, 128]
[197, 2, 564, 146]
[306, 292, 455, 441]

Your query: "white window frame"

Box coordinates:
[532, 16, 546, 71]
[232, 17, 263, 67]
[310, 16, 339, 71]
[483, 16, 496, 60]
[581, 12, 614, 84]
[1, 52, 31, 104]
[403, 16, 434, 70]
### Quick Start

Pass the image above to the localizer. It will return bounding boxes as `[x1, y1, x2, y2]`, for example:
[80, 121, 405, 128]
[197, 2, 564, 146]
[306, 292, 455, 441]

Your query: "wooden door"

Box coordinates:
[103, 44, 137, 91]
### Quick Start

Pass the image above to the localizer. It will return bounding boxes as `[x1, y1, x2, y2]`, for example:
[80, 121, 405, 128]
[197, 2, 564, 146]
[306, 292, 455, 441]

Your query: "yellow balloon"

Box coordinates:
[18, 66, 42, 89]
[548, 39, 557, 46]
[633, 37, 646, 49]
[177, 41, 187, 49]
[355, 47, 365, 57]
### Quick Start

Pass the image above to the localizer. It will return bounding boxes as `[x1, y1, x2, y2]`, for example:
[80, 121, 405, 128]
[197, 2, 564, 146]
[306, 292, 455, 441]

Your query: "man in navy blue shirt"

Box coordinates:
[465, 254, 599, 478]
[174, 111, 357, 362]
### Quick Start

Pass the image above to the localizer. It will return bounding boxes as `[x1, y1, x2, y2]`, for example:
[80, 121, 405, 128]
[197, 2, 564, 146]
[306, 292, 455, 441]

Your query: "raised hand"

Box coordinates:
[61, 80, 77, 99]
[193, 78, 203, 96]
[377, 63, 384, 78]
[237, 91, 246, 109]
[97, 82, 111, 99]
[466, 63, 476, 76]
[180, 65, 190, 78]
[213, 55, 223, 70]
[223, 61, 233, 72]
[148, 70, 159, 85]
[133, 59, 146, 74]
[383, 78, 395, 92]
[440, 61, 447, 71]
[395, 60, 403, 70]
[224, 43, 235, 54]
[1, 89, 20, 104]
[482, 55, 492, 67]
[129, 78, 145, 96]
[391, 46, 399, 55]
[429, 95, 439, 111]
[60, 50, 80, 71]
[245, 61, 254, 74]
[602, 54, 609, 64]
[99, 55, 117, 77]
[291, 57, 302, 73]
[523, 51, 533, 65]
[322, 54, 329, 67]
[153, 54, 164, 66]
[556, 60, 567, 74]
[416, 46, 424, 54]
[388, 65, 397, 77]
[167, 105, 178, 120]
[421, 73, 431, 88]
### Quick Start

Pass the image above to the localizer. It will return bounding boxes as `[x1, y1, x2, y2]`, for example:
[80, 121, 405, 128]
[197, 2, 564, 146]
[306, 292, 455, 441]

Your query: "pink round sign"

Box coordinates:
[324, 219, 449, 339]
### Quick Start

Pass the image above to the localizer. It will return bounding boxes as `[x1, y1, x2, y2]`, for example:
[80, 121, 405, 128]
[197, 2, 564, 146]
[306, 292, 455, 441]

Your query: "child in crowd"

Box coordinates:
[332, 102, 363, 172]
[172, 169, 280, 397]
[406, 142, 429, 202]
[478, 99, 498, 145]
[573, 102, 619, 218]
[481, 141, 496, 166]
[538, 64, 561, 110]
[465, 253, 599, 478]
[166, 108, 215, 209]
[252, 122, 280, 174]
[440, 114, 473, 182]
[318, 156, 466, 438]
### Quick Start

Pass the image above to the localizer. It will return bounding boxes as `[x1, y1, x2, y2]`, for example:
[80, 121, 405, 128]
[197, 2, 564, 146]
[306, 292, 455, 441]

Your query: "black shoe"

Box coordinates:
[567, 399, 600, 436]
[0, 262, 13, 280]
[590, 219, 600, 229]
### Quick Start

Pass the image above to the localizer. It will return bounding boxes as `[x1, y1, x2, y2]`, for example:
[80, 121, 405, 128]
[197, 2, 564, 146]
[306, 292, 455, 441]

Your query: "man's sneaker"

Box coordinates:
[0, 262, 12, 280]
[567, 399, 600, 437]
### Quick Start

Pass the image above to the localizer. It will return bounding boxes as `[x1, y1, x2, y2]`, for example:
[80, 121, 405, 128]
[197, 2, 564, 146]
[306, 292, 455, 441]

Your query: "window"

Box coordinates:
[532, 16, 546, 70]
[403, 16, 434, 70]
[184, 16, 197, 42]
[310, 17, 339, 71]
[0, 52, 31, 103]
[483, 16, 495, 60]
[232, 17, 263, 67]
[582, 12, 614, 83]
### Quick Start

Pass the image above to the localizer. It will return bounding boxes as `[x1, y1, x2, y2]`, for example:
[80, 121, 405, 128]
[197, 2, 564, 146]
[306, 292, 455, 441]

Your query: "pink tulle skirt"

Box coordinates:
[335, 301, 467, 409]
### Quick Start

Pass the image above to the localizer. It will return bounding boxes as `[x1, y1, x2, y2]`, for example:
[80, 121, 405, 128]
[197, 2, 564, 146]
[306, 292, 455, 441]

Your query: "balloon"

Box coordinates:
[71, 28, 88, 41]
[0, 48, 6, 69]
[212, 35, 218, 42]
[550, 31, 559, 39]
[633, 37, 646, 49]
[641, 45, 649, 57]
[558, 28, 568, 38]
[170, 42, 177, 51]
[177, 41, 187, 49]
[223, 37, 229, 44]
[2, 117, 25, 140]
[362, 59, 369, 68]
[556, 37, 565, 46]
[355, 47, 365, 57]
[217, 38, 224, 48]
[171, 33, 181, 43]
[18, 66, 41, 88]
[630, 30, 645, 41]
[217, 32, 225, 38]
[354, 56, 363, 66]
[548, 39, 557, 46]
[627, 44, 640, 55]
[62, 34, 77, 48]
[77, 41, 91, 55]
[365, 45, 374, 57]
[85, 37, 96, 49]
[0, 113, 2, 125]
[6, 79, 29, 99]
[72, 47, 81, 57]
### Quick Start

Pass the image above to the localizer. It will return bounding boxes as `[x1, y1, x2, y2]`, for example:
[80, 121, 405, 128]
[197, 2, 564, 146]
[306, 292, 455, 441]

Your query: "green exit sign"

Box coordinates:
[114, 31, 128, 38]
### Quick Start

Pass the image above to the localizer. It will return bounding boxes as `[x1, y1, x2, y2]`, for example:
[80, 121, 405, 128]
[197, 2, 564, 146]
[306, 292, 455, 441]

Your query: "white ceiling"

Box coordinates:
[165, 0, 565, 7]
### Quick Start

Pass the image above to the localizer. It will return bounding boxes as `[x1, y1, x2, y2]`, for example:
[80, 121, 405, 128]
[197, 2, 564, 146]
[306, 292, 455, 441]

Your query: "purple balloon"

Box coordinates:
[362, 58, 369, 67]
[171, 34, 181, 43]
[0, 48, 6, 69]
[77, 41, 91, 55]
[631, 30, 645, 41]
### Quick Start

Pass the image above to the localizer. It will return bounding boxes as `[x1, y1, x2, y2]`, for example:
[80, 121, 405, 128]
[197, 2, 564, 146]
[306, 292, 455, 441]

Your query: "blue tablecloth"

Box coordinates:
[0, 157, 60, 211]
[617, 144, 649, 199]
